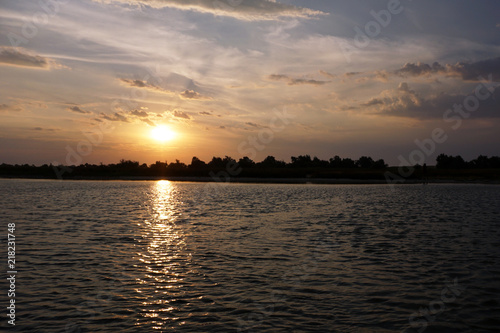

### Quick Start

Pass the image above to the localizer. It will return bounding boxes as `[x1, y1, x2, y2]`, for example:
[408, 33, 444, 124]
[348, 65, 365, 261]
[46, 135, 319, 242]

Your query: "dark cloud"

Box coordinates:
[32, 127, 58, 132]
[120, 78, 173, 94]
[0, 103, 23, 112]
[100, 112, 130, 122]
[67, 106, 92, 114]
[395, 58, 500, 82]
[361, 98, 384, 107]
[102, 0, 327, 21]
[199, 111, 212, 116]
[172, 110, 191, 119]
[448, 57, 500, 81]
[267, 74, 329, 86]
[245, 122, 260, 128]
[362, 82, 500, 119]
[179, 89, 212, 100]
[319, 70, 336, 79]
[0, 47, 61, 69]
[395, 62, 446, 77]
[131, 109, 149, 117]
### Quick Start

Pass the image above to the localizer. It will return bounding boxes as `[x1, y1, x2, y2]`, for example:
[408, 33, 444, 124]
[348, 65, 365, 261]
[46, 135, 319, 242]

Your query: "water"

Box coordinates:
[1, 179, 500, 332]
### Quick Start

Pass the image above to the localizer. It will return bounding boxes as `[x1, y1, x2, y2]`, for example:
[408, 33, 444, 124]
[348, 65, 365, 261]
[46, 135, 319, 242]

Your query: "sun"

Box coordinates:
[150, 125, 176, 142]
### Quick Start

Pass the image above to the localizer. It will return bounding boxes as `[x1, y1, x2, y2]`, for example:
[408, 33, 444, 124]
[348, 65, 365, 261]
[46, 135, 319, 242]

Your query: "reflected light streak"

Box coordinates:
[135, 180, 189, 330]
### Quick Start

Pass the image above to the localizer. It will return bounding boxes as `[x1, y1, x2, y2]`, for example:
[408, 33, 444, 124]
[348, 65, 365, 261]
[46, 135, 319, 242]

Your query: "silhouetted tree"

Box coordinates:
[312, 156, 329, 168]
[329, 155, 342, 168]
[341, 158, 356, 169]
[208, 157, 224, 168]
[237, 156, 255, 168]
[373, 159, 387, 169]
[290, 155, 312, 168]
[356, 156, 375, 168]
[189, 156, 206, 169]
[258, 156, 286, 168]
[436, 154, 466, 169]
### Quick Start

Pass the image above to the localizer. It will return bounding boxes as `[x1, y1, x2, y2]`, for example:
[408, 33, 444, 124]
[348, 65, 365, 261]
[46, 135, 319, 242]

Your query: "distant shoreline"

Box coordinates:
[1, 175, 499, 185]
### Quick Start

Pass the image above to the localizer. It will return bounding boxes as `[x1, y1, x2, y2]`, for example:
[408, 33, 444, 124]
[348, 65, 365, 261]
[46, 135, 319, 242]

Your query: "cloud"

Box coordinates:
[32, 127, 58, 132]
[361, 98, 384, 107]
[120, 78, 173, 94]
[141, 118, 155, 126]
[0, 47, 62, 69]
[319, 70, 336, 79]
[395, 62, 446, 77]
[245, 122, 260, 128]
[131, 109, 149, 117]
[100, 0, 327, 21]
[171, 110, 191, 119]
[100, 112, 131, 122]
[199, 111, 212, 116]
[67, 106, 92, 114]
[361, 82, 500, 119]
[267, 74, 329, 86]
[395, 57, 500, 82]
[0, 103, 23, 112]
[179, 89, 212, 100]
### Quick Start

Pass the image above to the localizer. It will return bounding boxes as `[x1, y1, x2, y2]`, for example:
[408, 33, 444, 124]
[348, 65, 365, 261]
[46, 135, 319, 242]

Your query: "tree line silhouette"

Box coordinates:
[0, 154, 498, 180]
[436, 154, 500, 169]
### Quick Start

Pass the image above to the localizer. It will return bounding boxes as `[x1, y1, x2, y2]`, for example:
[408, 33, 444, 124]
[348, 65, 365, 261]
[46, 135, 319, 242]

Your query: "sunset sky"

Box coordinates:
[1, 0, 499, 166]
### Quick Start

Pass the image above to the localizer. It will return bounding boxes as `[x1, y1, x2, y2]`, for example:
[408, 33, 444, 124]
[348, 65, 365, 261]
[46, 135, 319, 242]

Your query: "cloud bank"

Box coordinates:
[395, 57, 500, 82]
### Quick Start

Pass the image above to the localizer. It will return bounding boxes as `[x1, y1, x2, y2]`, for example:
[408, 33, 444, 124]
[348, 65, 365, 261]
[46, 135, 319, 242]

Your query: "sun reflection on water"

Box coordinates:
[135, 180, 190, 330]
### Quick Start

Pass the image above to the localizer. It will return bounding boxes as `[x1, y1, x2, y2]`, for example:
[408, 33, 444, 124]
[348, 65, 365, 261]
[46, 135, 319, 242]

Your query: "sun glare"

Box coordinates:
[151, 125, 176, 142]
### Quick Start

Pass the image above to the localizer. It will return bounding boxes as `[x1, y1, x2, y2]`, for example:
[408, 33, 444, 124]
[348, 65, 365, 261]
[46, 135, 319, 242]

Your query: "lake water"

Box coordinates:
[1, 179, 500, 332]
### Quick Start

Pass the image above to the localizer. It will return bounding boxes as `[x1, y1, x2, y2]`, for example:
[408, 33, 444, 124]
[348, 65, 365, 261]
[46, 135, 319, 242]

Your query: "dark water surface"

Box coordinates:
[1, 179, 499, 332]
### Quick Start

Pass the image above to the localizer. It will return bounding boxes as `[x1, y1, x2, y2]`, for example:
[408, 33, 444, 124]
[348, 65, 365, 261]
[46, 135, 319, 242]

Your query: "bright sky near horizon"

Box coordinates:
[0, 0, 499, 166]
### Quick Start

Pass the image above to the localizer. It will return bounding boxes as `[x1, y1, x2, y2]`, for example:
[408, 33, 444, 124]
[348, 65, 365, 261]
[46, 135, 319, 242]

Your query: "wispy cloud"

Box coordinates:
[100, 112, 131, 122]
[131, 109, 149, 117]
[67, 106, 92, 114]
[172, 110, 191, 119]
[32, 127, 59, 132]
[99, 0, 327, 21]
[267, 74, 329, 86]
[0, 103, 23, 112]
[141, 118, 155, 126]
[319, 70, 336, 79]
[0, 47, 63, 70]
[119, 78, 173, 94]
[179, 89, 212, 100]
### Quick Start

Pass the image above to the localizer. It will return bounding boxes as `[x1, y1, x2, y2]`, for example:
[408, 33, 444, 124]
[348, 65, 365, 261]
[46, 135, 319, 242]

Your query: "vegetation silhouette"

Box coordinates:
[0, 154, 499, 181]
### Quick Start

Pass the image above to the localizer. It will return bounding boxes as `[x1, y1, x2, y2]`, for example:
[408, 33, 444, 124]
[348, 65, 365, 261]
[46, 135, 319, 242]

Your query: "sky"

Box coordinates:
[0, 0, 499, 166]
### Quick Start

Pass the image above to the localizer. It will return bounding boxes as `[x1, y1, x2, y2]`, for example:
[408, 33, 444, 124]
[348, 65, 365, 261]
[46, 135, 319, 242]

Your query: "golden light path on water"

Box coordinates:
[135, 180, 191, 330]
